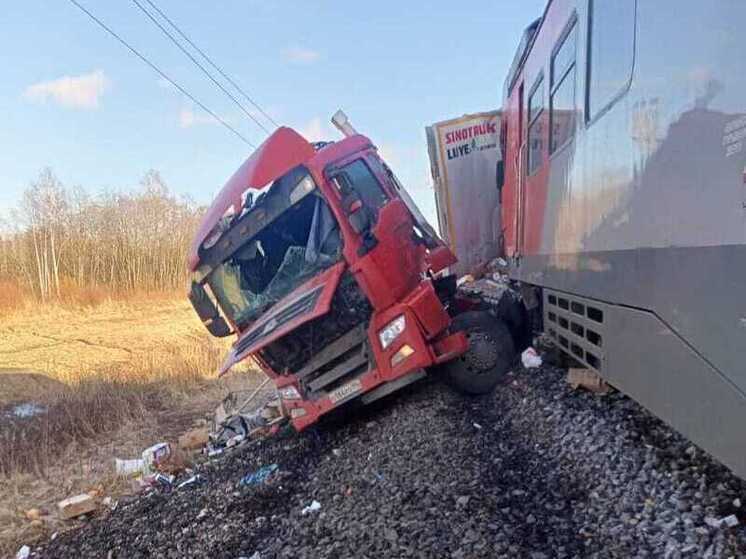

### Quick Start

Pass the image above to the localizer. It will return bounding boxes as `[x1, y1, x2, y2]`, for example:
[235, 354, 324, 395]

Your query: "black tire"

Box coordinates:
[439, 311, 516, 395]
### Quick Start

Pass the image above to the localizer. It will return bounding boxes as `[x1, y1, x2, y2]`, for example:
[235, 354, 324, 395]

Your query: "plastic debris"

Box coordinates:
[705, 515, 739, 528]
[456, 274, 475, 287]
[473, 422, 483, 430]
[141, 442, 171, 474]
[724, 514, 739, 527]
[240, 464, 279, 486]
[15, 545, 30, 559]
[734, 498, 742, 508]
[301, 500, 321, 515]
[115, 458, 145, 476]
[177, 475, 205, 490]
[521, 347, 543, 369]
[226, 434, 245, 448]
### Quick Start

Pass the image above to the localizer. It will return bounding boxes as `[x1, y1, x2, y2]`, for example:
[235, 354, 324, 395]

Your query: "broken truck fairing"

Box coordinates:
[188, 121, 474, 430]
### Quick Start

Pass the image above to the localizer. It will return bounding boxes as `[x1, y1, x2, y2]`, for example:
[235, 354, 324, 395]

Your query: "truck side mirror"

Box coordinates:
[496, 160, 505, 203]
[188, 281, 233, 338]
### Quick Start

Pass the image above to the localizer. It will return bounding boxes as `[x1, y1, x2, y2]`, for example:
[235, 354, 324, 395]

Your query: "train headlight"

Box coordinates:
[378, 315, 406, 349]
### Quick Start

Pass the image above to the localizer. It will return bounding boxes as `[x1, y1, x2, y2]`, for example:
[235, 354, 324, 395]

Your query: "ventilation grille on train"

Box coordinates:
[544, 290, 605, 371]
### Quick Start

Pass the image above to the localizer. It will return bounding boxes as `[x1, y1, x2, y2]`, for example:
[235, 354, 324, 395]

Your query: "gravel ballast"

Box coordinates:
[37, 366, 746, 558]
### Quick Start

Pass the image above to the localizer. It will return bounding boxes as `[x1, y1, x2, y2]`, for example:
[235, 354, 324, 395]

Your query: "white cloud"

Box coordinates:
[179, 107, 222, 128]
[282, 46, 320, 64]
[24, 70, 109, 110]
[298, 116, 337, 142]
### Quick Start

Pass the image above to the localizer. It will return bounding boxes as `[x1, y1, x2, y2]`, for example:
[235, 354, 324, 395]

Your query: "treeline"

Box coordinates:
[0, 168, 204, 302]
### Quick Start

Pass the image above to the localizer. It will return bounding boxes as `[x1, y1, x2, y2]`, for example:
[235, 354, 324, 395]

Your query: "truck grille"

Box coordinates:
[235, 285, 323, 356]
[258, 273, 374, 389]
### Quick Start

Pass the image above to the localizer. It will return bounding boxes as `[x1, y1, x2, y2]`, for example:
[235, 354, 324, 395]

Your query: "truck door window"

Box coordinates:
[586, 0, 636, 122]
[550, 19, 577, 153]
[527, 75, 545, 175]
[335, 159, 388, 211]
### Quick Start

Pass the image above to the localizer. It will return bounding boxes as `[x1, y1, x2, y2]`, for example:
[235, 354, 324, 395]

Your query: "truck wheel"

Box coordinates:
[441, 311, 516, 395]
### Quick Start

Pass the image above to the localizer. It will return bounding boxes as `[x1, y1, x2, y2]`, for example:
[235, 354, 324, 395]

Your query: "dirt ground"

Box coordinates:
[0, 297, 261, 556]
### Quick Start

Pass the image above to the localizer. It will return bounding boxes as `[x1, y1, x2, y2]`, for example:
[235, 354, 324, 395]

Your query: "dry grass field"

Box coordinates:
[0, 294, 260, 556]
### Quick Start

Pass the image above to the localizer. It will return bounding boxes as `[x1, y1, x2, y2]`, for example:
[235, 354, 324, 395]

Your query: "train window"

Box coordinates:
[550, 21, 577, 153]
[586, 0, 636, 122]
[527, 75, 545, 174]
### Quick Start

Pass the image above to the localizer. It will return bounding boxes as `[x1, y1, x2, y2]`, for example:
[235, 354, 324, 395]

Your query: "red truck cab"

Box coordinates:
[187, 115, 484, 430]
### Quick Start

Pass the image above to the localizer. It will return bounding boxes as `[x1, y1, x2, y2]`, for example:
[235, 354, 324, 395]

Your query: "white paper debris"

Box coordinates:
[473, 423, 483, 430]
[734, 498, 742, 508]
[521, 347, 543, 369]
[115, 458, 145, 476]
[301, 500, 321, 515]
[16, 545, 30, 559]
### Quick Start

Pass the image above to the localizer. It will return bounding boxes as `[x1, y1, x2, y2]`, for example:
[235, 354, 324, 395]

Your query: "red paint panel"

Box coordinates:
[189, 127, 315, 271]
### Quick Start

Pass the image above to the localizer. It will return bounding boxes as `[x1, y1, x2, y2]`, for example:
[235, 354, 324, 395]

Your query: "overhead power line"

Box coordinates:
[142, 0, 279, 130]
[131, 0, 273, 135]
[66, 0, 255, 148]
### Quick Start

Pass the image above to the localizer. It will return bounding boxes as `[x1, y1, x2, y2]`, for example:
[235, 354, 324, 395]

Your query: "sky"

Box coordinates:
[0, 0, 545, 226]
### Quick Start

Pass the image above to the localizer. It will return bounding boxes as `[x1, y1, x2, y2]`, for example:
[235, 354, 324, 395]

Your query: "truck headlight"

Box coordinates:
[279, 386, 301, 400]
[378, 315, 406, 349]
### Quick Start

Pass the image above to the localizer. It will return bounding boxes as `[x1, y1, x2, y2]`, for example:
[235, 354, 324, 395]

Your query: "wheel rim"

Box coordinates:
[461, 329, 500, 374]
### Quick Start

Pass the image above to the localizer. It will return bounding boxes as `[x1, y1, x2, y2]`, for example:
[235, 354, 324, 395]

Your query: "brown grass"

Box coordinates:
[0, 294, 262, 557]
[0, 279, 27, 313]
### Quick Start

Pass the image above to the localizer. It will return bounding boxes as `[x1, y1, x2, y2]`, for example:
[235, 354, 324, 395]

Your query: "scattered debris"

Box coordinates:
[115, 458, 145, 476]
[566, 368, 611, 394]
[24, 508, 45, 521]
[456, 274, 475, 286]
[724, 514, 740, 528]
[141, 442, 171, 474]
[705, 514, 739, 529]
[301, 500, 321, 515]
[177, 475, 205, 490]
[15, 545, 30, 559]
[473, 422, 483, 430]
[9, 402, 45, 419]
[178, 427, 210, 451]
[240, 464, 279, 486]
[735, 498, 742, 508]
[57, 493, 97, 520]
[521, 347, 543, 369]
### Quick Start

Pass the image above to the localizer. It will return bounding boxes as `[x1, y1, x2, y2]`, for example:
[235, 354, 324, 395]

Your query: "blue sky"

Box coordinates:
[0, 1, 544, 224]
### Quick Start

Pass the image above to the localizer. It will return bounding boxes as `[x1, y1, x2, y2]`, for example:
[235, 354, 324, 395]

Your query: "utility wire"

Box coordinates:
[142, 0, 280, 130]
[66, 0, 255, 148]
[131, 0, 272, 135]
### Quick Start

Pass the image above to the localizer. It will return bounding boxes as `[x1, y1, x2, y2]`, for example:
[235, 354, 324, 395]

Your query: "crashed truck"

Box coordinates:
[188, 112, 529, 431]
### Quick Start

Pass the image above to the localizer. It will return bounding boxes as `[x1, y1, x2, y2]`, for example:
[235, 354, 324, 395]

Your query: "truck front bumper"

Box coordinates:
[280, 281, 468, 430]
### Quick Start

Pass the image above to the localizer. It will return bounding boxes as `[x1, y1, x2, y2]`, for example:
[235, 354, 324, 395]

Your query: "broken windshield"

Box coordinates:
[206, 186, 341, 327]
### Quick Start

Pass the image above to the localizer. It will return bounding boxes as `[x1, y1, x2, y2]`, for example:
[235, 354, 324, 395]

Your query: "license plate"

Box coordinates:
[329, 379, 363, 404]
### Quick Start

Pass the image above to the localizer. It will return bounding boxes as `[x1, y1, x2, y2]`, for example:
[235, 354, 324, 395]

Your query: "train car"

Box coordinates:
[499, 0, 746, 478]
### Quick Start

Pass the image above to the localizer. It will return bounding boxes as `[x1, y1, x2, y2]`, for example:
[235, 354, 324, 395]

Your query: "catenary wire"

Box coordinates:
[66, 0, 255, 148]
[143, 0, 280, 130]
[131, 0, 272, 135]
